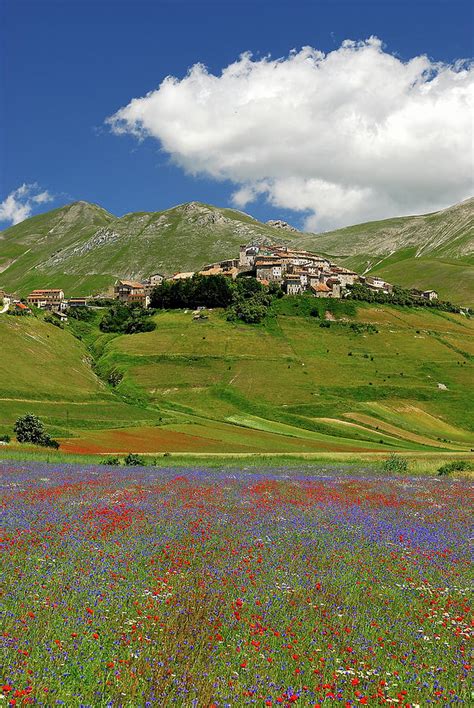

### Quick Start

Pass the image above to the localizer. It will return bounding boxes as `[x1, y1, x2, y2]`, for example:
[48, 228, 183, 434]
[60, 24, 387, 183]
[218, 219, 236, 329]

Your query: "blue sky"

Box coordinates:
[1, 0, 473, 230]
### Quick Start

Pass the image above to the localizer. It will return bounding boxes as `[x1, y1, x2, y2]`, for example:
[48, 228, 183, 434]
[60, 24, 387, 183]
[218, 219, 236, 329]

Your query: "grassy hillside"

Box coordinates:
[1, 302, 472, 455]
[297, 199, 474, 304]
[0, 315, 165, 440]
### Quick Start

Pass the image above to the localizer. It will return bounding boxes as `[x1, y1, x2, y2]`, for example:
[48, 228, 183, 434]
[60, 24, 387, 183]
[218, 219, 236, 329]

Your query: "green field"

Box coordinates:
[1, 299, 472, 455]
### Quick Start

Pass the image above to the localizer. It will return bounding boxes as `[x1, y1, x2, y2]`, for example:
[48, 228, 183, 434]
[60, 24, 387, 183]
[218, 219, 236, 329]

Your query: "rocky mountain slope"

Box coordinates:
[0, 197, 472, 302]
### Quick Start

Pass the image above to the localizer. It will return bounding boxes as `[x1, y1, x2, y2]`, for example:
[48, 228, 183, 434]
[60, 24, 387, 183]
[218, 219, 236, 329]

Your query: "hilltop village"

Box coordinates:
[0, 242, 439, 315]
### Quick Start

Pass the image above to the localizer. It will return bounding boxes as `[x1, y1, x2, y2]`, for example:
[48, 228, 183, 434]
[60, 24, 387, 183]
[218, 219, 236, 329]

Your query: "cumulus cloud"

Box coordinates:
[0, 183, 54, 226]
[107, 38, 474, 231]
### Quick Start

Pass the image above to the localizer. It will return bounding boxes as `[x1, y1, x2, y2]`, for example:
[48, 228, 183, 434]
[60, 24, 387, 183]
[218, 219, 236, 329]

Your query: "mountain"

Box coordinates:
[0, 197, 472, 302]
[0, 201, 115, 295]
[296, 198, 474, 304]
[0, 201, 300, 296]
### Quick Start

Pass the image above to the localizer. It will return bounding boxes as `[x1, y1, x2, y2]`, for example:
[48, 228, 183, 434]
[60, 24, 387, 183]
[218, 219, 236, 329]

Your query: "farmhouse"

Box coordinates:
[202, 258, 239, 273]
[363, 276, 393, 294]
[27, 289, 65, 311]
[141, 273, 165, 296]
[199, 265, 239, 279]
[311, 283, 331, 298]
[171, 272, 195, 280]
[329, 267, 359, 287]
[239, 244, 260, 268]
[326, 278, 342, 298]
[255, 258, 284, 282]
[114, 280, 149, 307]
[11, 302, 31, 315]
[67, 297, 88, 307]
[148, 273, 165, 286]
[284, 274, 303, 295]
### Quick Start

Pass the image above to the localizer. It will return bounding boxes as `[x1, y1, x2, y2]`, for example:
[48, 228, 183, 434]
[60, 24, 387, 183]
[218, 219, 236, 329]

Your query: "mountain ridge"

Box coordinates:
[0, 197, 472, 303]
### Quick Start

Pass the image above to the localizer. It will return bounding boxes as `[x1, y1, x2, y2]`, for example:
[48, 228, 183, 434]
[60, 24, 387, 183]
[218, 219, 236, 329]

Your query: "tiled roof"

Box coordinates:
[117, 280, 144, 288]
[172, 272, 195, 280]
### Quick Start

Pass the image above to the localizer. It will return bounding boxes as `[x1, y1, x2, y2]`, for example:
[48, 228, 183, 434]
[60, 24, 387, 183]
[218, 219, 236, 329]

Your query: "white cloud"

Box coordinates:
[0, 184, 54, 226]
[108, 38, 473, 231]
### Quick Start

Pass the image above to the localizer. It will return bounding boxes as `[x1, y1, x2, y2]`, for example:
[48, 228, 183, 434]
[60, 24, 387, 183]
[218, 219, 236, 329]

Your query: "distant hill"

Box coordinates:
[0, 197, 472, 302]
[296, 198, 474, 304]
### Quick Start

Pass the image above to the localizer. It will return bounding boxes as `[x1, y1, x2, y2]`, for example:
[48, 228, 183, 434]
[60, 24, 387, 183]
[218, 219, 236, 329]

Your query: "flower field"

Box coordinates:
[0, 463, 472, 707]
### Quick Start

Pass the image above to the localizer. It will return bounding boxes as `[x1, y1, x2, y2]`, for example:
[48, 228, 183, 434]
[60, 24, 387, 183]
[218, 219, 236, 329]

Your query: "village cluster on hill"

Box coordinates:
[105, 243, 438, 308]
[0, 242, 439, 316]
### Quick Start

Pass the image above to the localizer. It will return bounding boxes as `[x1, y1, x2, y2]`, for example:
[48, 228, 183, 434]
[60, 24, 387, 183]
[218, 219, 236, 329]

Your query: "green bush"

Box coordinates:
[100, 303, 156, 334]
[41, 435, 60, 449]
[67, 306, 95, 321]
[100, 456, 121, 466]
[124, 453, 145, 466]
[107, 370, 123, 387]
[44, 313, 64, 328]
[437, 460, 470, 476]
[382, 454, 409, 473]
[227, 296, 269, 324]
[0, 434, 10, 443]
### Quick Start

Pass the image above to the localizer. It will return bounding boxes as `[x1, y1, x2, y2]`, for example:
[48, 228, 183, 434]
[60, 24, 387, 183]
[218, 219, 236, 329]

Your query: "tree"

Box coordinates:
[235, 276, 263, 298]
[14, 414, 46, 444]
[227, 295, 269, 324]
[150, 274, 234, 310]
[14, 414, 59, 448]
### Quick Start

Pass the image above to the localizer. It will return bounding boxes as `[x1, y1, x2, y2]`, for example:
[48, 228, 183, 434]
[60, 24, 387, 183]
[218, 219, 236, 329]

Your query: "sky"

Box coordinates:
[1, 0, 473, 232]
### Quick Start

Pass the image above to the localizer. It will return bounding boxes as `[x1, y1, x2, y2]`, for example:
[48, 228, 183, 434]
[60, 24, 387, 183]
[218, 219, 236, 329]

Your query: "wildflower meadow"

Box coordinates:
[0, 462, 472, 707]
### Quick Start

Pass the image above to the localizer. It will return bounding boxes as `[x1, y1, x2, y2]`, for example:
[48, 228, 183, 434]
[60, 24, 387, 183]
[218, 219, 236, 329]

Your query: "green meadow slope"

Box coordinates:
[296, 198, 474, 304]
[1, 197, 472, 303]
[0, 315, 165, 440]
[1, 302, 472, 455]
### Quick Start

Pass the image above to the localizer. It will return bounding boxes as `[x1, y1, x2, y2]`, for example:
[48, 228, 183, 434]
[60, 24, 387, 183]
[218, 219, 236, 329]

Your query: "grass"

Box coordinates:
[367, 257, 474, 306]
[0, 461, 472, 705]
[0, 315, 164, 440]
[0, 302, 472, 455]
[1, 444, 472, 474]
